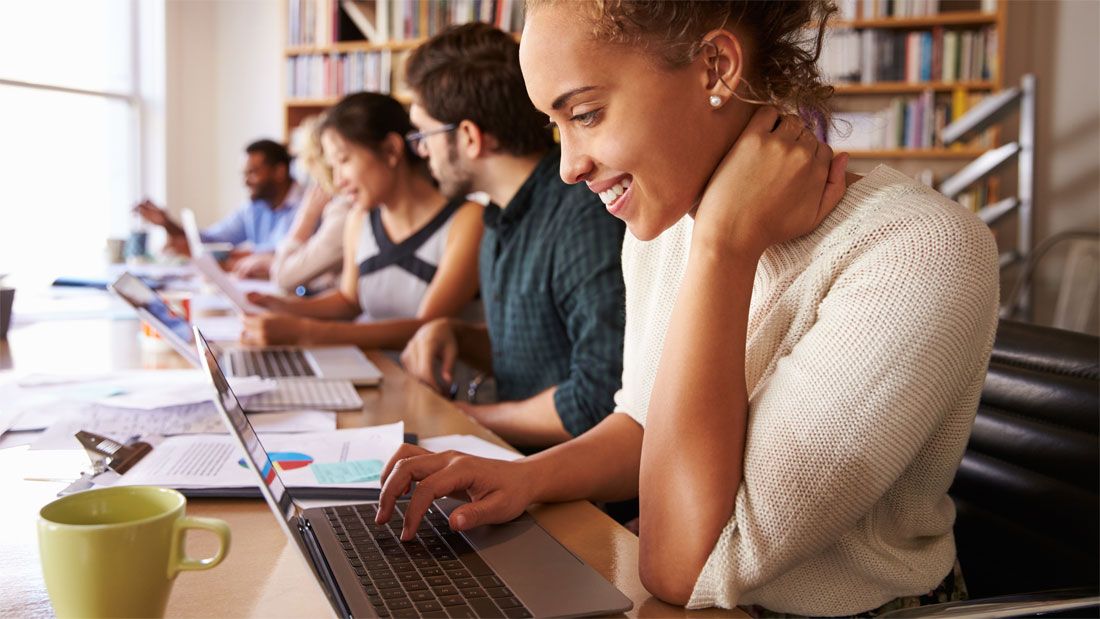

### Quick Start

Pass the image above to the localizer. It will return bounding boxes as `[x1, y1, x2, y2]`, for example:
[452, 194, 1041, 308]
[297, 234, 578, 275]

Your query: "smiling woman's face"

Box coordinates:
[519, 5, 742, 241]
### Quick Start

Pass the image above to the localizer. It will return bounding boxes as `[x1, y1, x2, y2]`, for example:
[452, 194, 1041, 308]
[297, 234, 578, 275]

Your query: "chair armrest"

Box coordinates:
[878, 587, 1099, 618]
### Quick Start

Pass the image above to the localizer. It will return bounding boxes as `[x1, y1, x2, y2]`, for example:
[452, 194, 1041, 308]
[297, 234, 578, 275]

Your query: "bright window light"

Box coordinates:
[0, 0, 141, 288]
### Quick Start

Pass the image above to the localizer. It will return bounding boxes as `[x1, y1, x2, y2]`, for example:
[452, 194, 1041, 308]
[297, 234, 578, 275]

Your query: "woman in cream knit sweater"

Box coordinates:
[375, 1, 1000, 615]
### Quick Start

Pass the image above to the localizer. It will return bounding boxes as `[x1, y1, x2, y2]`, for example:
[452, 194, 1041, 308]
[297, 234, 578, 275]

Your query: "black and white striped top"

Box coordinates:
[355, 197, 481, 323]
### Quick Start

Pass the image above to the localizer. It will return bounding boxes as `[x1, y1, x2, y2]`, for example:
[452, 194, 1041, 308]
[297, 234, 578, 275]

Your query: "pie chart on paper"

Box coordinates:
[239, 452, 314, 484]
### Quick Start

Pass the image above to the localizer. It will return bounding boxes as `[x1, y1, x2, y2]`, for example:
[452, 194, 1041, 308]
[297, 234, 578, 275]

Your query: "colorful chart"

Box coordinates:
[238, 452, 314, 484]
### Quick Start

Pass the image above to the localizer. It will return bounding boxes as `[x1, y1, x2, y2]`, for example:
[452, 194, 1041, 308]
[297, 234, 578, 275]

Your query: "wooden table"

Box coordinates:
[0, 318, 742, 618]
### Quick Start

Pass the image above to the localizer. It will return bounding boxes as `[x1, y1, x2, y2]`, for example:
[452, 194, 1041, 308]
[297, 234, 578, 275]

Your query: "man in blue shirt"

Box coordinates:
[135, 139, 302, 278]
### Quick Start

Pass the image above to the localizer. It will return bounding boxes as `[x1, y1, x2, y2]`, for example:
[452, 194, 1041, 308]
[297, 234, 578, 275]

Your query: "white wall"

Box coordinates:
[1004, 0, 1100, 333]
[165, 0, 283, 228]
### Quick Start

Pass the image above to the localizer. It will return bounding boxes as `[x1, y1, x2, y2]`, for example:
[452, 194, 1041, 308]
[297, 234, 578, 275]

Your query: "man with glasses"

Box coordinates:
[399, 22, 626, 450]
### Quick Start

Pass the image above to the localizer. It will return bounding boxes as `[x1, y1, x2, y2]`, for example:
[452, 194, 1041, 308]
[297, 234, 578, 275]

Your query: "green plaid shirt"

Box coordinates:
[480, 148, 626, 436]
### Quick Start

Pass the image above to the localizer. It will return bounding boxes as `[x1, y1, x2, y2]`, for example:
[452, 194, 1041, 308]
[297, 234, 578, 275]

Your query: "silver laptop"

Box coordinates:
[109, 273, 372, 411]
[181, 207, 206, 257]
[110, 272, 381, 386]
[195, 327, 634, 618]
[182, 207, 274, 315]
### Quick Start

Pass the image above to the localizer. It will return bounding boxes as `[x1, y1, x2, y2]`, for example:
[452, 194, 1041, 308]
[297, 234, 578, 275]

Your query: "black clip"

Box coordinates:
[75, 430, 153, 475]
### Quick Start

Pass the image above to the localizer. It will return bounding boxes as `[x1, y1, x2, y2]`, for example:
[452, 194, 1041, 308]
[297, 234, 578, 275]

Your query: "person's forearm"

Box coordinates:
[277, 290, 360, 320]
[463, 389, 571, 449]
[307, 317, 430, 350]
[451, 320, 494, 374]
[271, 241, 340, 291]
[163, 220, 185, 237]
[639, 242, 758, 601]
[521, 412, 642, 503]
[288, 209, 324, 245]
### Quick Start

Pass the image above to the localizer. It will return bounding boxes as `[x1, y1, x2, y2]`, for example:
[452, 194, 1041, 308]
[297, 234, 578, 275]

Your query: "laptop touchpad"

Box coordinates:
[437, 498, 624, 616]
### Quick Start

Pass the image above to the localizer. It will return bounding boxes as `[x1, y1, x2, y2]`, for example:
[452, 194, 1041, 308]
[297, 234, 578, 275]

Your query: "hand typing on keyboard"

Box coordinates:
[377, 444, 537, 541]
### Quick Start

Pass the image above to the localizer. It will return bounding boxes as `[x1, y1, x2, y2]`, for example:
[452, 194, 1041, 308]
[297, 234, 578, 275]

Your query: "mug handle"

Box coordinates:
[169, 516, 231, 578]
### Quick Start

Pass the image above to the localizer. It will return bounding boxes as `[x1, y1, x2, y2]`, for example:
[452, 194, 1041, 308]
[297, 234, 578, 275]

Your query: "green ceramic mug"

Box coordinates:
[37, 486, 230, 618]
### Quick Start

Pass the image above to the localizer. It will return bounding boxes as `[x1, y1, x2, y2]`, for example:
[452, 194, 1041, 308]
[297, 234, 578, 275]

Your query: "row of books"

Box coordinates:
[820, 26, 996, 84]
[286, 52, 393, 100]
[953, 176, 1001, 214]
[836, 0, 997, 20]
[836, 0, 940, 20]
[828, 89, 991, 151]
[289, 0, 335, 47]
[288, 0, 523, 48]
[911, 168, 1001, 213]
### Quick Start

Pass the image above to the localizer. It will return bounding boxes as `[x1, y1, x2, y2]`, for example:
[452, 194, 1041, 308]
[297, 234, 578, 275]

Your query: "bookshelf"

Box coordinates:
[281, 0, 1008, 210]
[282, 0, 523, 139]
[833, 10, 997, 29]
[819, 0, 1008, 213]
[833, 81, 994, 95]
[847, 148, 987, 159]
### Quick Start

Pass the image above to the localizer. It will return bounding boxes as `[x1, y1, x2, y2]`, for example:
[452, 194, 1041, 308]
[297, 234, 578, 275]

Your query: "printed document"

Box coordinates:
[114, 422, 404, 490]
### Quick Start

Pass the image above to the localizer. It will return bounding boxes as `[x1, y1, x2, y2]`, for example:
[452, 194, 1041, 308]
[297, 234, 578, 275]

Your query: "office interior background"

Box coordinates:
[0, 0, 1097, 334]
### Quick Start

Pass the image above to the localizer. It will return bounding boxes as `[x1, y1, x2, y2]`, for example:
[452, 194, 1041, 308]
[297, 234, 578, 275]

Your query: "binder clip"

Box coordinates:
[75, 430, 153, 475]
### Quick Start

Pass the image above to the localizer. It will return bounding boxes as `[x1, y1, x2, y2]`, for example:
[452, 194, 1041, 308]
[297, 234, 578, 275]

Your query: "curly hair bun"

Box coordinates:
[527, 0, 838, 130]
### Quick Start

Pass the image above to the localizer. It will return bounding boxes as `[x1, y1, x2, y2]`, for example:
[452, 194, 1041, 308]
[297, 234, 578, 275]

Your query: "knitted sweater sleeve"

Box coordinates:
[271, 199, 349, 291]
[687, 207, 1000, 608]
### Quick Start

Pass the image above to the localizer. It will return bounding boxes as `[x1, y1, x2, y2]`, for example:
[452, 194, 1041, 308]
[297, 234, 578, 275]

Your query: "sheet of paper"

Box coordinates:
[192, 254, 266, 314]
[234, 278, 282, 296]
[107, 262, 194, 281]
[188, 292, 236, 313]
[311, 459, 384, 484]
[114, 422, 404, 489]
[0, 408, 20, 436]
[30, 406, 337, 450]
[0, 431, 40, 450]
[419, 434, 522, 462]
[191, 314, 243, 342]
[94, 374, 274, 410]
[3, 370, 235, 430]
[12, 286, 135, 325]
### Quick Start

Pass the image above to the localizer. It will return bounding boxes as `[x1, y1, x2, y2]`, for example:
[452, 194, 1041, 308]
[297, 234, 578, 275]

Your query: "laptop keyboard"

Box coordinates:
[325, 501, 533, 618]
[244, 379, 363, 411]
[230, 348, 317, 378]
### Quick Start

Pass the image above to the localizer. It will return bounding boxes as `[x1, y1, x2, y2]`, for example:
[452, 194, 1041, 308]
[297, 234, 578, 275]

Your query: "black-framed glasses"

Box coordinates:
[405, 124, 457, 154]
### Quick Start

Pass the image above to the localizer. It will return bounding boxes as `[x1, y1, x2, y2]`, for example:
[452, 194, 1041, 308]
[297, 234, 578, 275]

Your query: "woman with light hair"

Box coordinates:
[270, 113, 353, 293]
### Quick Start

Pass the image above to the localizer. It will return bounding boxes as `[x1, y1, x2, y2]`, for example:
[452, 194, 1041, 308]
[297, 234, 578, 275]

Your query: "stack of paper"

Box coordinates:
[113, 422, 405, 493]
[30, 405, 336, 450]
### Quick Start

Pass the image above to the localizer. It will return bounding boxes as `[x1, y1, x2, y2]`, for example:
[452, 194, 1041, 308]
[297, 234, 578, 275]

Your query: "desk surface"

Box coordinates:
[0, 318, 742, 618]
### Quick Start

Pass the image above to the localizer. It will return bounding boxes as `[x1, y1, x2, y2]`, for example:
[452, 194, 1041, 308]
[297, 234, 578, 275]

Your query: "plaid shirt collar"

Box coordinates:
[483, 147, 560, 232]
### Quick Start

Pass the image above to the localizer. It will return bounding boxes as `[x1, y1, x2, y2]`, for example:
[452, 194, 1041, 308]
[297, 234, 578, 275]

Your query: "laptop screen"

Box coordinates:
[193, 326, 296, 527]
[109, 273, 198, 363]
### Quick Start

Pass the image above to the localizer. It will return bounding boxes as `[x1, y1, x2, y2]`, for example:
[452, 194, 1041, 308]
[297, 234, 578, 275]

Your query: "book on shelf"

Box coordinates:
[840, 0, 942, 20]
[288, 0, 524, 47]
[389, 0, 523, 41]
[838, 0, 1000, 21]
[910, 168, 1000, 213]
[820, 25, 995, 85]
[828, 88, 991, 151]
[286, 51, 392, 99]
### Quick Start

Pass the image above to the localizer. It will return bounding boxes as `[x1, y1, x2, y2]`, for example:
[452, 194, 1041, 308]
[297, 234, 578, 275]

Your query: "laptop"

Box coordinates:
[182, 207, 271, 315]
[180, 207, 207, 257]
[195, 326, 634, 618]
[109, 273, 377, 411]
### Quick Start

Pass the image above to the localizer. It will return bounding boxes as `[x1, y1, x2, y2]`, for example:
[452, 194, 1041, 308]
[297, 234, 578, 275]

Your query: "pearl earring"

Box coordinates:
[709, 95, 722, 108]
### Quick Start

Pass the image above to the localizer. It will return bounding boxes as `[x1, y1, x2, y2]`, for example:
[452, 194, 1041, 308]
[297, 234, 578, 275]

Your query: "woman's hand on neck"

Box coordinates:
[690, 106, 849, 261]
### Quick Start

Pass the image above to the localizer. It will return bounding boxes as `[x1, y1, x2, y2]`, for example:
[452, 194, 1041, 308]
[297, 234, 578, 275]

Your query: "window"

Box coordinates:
[0, 0, 157, 287]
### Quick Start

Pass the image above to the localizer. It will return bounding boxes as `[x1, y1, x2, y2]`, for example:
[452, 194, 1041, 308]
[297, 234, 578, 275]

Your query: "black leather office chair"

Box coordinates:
[885, 319, 1099, 617]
